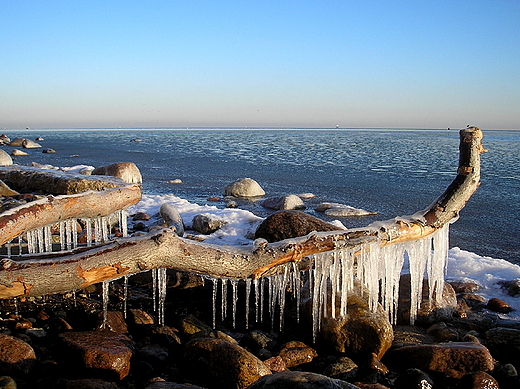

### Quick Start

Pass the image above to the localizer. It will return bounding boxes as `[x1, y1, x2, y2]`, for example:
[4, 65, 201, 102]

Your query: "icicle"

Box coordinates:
[94, 217, 102, 244]
[65, 219, 73, 250]
[101, 216, 109, 242]
[101, 281, 109, 329]
[6, 239, 11, 258]
[245, 278, 251, 329]
[221, 278, 228, 321]
[406, 236, 430, 325]
[260, 277, 265, 323]
[157, 268, 167, 326]
[119, 209, 128, 237]
[84, 218, 92, 247]
[291, 262, 301, 323]
[212, 278, 218, 328]
[44, 225, 52, 252]
[151, 269, 158, 312]
[59, 221, 66, 251]
[123, 275, 129, 319]
[254, 278, 260, 323]
[36, 227, 44, 253]
[277, 266, 289, 331]
[231, 279, 238, 329]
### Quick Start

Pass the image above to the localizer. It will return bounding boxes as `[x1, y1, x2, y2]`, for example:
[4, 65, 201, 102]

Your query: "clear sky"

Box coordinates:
[1, 0, 519, 129]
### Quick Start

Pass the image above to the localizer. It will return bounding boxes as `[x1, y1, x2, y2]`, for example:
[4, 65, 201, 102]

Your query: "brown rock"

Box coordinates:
[209, 341, 271, 389]
[183, 337, 229, 366]
[65, 378, 120, 389]
[386, 342, 495, 379]
[354, 384, 390, 389]
[58, 330, 134, 380]
[248, 371, 360, 389]
[458, 371, 500, 389]
[0, 334, 37, 375]
[254, 210, 339, 242]
[128, 309, 155, 325]
[459, 293, 487, 309]
[484, 327, 520, 366]
[97, 311, 128, 333]
[320, 288, 394, 358]
[277, 341, 318, 368]
[263, 356, 287, 372]
[448, 280, 481, 293]
[486, 297, 513, 313]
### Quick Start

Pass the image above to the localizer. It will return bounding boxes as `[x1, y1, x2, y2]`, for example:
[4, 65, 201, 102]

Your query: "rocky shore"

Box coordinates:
[1, 268, 520, 389]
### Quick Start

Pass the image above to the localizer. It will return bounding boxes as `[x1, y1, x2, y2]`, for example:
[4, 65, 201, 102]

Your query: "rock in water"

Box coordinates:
[92, 162, 142, 184]
[254, 210, 339, 242]
[22, 139, 42, 148]
[315, 202, 376, 217]
[260, 195, 305, 210]
[0, 149, 13, 166]
[11, 149, 29, 156]
[159, 203, 185, 236]
[223, 178, 265, 197]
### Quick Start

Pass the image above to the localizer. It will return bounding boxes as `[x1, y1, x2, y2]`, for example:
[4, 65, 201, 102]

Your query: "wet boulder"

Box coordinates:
[0, 334, 37, 375]
[385, 342, 495, 379]
[58, 330, 134, 380]
[276, 341, 318, 368]
[315, 202, 376, 217]
[92, 162, 142, 184]
[248, 371, 361, 388]
[223, 178, 265, 197]
[254, 210, 339, 242]
[260, 195, 305, 210]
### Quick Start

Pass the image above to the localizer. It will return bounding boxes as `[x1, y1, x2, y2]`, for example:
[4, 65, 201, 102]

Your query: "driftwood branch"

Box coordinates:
[0, 128, 485, 299]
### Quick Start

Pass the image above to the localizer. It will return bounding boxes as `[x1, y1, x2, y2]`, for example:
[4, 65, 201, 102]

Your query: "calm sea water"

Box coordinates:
[5, 128, 520, 264]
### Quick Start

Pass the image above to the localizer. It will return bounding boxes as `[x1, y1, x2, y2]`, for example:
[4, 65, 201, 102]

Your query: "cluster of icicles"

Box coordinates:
[5, 210, 128, 256]
[7, 211, 449, 339]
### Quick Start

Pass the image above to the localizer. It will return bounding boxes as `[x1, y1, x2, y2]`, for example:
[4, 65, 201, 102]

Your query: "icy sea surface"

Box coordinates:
[8, 128, 519, 262]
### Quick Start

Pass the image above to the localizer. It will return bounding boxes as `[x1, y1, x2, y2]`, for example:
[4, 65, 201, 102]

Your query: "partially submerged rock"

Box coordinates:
[223, 178, 265, 198]
[316, 202, 377, 217]
[260, 195, 305, 210]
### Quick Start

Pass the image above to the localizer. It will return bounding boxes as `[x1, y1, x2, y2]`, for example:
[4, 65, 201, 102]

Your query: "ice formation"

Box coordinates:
[3, 207, 450, 336]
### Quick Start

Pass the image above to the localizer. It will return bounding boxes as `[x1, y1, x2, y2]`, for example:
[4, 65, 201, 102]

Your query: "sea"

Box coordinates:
[3, 128, 520, 312]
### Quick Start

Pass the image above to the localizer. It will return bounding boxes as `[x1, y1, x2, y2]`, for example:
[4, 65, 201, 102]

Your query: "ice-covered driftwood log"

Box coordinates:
[0, 128, 485, 299]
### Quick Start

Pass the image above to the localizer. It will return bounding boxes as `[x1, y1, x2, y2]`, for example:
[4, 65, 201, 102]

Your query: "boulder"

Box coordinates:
[159, 203, 185, 236]
[0, 334, 37, 375]
[319, 288, 394, 359]
[58, 330, 134, 380]
[484, 327, 520, 366]
[248, 371, 360, 389]
[191, 213, 227, 234]
[458, 371, 500, 389]
[0, 165, 128, 195]
[385, 342, 495, 379]
[315, 202, 376, 217]
[92, 162, 142, 184]
[10, 149, 28, 156]
[22, 139, 42, 148]
[276, 341, 318, 368]
[254, 210, 339, 242]
[8, 138, 26, 147]
[208, 341, 271, 389]
[0, 150, 13, 166]
[223, 178, 265, 197]
[260, 195, 305, 210]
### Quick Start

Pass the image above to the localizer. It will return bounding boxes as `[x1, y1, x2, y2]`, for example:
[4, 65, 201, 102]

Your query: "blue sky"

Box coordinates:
[1, 0, 519, 129]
